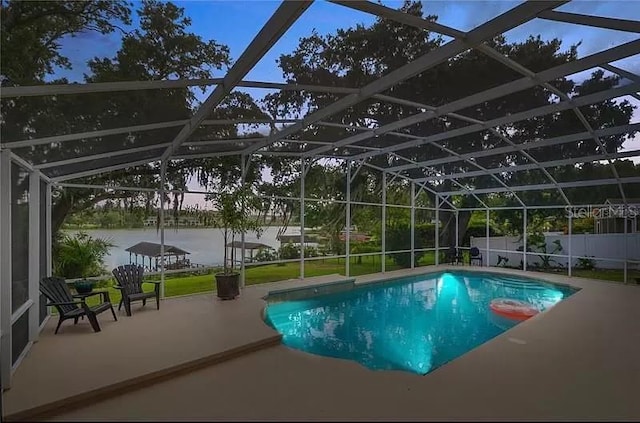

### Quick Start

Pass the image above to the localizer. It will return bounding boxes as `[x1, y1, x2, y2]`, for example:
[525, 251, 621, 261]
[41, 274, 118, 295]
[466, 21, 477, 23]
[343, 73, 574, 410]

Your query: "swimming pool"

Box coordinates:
[264, 271, 578, 375]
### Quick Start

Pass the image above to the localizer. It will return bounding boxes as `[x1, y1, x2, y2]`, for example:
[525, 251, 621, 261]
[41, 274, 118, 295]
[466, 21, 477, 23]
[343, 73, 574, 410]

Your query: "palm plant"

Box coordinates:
[53, 231, 115, 278]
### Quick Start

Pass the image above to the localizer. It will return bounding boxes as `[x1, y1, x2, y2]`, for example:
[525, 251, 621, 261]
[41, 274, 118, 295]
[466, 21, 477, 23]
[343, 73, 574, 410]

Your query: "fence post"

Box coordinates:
[455, 210, 459, 250]
[345, 160, 351, 277]
[435, 196, 439, 266]
[159, 160, 166, 298]
[300, 158, 305, 280]
[382, 172, 386, 273]
[568, 213, 572, 277]
[410, 182, 415, 269]
[240, 155, 247, 288]
[523, 207, 527, 271]
[624, 213, 628, 284]
[486, 208, 490, 267]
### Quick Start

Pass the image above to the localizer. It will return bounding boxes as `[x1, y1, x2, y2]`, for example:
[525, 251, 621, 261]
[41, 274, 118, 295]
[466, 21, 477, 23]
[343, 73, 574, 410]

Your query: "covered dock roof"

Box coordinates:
[125, 242, 191, 258]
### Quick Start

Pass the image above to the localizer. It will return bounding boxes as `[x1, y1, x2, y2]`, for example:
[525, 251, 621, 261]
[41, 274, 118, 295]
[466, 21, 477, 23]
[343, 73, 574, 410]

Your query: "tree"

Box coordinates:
[1, 1, 270, 235]
[1, 0, 132, 85]
[262, 0, 636, 248]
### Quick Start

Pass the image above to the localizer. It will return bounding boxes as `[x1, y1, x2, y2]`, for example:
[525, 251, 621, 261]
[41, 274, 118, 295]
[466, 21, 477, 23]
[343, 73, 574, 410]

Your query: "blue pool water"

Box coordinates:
[264, 271, 578, 375]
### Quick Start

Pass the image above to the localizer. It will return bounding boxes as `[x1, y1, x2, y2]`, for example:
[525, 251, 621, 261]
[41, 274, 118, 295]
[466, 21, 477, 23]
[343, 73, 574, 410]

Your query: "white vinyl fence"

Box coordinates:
[471, 233, 640, 270]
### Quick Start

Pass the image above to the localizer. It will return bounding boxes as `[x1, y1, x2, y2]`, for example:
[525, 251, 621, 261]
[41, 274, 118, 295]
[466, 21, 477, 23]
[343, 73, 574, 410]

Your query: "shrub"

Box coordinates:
[576, 256, 596, 270]
[572, 218, 594, 234]
[278, 242, 300, 260]
[386, 223, 424, 268]
[414, 223, 435, 247]
[53, 232, 115, 278]
[254, 248, 278, 263]
[350, 241, 380, 264]
[304, 246, 319, 258]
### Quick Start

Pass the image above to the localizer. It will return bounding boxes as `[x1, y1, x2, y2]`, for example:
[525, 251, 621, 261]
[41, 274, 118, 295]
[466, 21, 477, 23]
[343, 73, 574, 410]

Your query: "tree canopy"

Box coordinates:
[1, 0, 637, 246]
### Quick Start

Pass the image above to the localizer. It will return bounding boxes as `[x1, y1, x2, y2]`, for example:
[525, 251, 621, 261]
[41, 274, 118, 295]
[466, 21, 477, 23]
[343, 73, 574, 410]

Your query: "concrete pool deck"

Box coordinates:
[4, 266, 640, 421]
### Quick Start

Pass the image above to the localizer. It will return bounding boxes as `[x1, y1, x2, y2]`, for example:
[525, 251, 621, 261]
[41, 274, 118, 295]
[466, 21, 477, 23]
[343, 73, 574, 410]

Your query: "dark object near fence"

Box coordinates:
[112, 264, 161, 316]
[445, 247, 463, 265]
[497, 255, 509, 267]
[469, 247, 483, 266]
[40, 276, 117, 334]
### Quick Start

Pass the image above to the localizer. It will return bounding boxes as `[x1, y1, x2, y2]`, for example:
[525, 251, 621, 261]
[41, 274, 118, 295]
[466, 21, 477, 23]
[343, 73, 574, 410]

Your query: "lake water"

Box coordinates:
[65, 227, 283, 270]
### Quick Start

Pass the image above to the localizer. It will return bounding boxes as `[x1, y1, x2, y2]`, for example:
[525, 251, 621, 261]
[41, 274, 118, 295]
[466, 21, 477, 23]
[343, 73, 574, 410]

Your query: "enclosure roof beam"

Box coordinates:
[201, 118, 301, 125]
[0, 78, 452, 103]
[57, 182, 164, 194]
[473, 42, 633, 205]
[3, 120, 188, 149]
[472, 45, 579, 205]
[386, 130, 526, 207]
[244, 0, 565, 156]
[7, 36, 634, 151]
[387, 152, 493, 208]
[437, 177, 640, 196]
[3, 118, 306, 150]
[160, 0, 313, 162]
[51, 156, 162, 182]
[184, 137, 372, 147]
[34, 143, 172, 170]
[602, 63, 640, 101]
[373, 82, 640, 169]
[183, 138, 268, 146]
[169, 151, 247, 160]
[0, 78, 223, 98]
[55, 182, 219, 196]
[600, 64, 640, 84]
[537, 10, 640, 33]
[415, 148, 640, 182]
[334, 39, 640, 160]
[328, 0, 465, 39]
[490, 128, 570, 205]
[318, 1, 571, 205]
[395, 123, 639, 170]
[362, 162, 459, 210]
[459, 203, 621, 211]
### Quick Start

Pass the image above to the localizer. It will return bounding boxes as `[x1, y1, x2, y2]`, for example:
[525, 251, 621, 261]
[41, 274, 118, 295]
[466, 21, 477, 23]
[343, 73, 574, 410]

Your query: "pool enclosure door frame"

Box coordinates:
[0, 149, 52, 392]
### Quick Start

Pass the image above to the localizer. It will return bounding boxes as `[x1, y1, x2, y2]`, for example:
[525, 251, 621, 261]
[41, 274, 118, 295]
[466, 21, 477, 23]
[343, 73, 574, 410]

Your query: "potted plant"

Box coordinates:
[210, 185, 263, 300]
[74, 278, 95, 294]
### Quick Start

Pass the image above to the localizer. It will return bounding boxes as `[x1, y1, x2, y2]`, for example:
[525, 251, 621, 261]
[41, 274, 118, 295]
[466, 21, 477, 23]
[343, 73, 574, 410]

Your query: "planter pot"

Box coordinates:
[74, 279, 94, 294]
[215, 272, 240, 300]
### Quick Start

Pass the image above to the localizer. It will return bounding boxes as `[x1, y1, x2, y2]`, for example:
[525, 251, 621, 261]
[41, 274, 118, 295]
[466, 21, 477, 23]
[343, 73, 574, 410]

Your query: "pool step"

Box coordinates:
[484, 278, 547, 290]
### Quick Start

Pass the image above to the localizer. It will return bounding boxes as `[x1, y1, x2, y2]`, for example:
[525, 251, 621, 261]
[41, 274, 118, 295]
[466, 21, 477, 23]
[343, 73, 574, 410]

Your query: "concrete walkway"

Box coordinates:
[5, 267, 640, 421]
[2, 274, 349, 421]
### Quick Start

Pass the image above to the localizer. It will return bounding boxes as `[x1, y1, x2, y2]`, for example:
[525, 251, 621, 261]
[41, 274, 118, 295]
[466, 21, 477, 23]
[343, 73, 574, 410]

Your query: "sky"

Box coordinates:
[53, 0, 640, 84]
[49, 0, 640, 207]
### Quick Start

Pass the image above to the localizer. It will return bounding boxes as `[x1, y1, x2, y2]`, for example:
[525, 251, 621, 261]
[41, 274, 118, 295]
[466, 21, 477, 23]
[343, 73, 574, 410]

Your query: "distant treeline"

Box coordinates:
[63, 204, 288, 230]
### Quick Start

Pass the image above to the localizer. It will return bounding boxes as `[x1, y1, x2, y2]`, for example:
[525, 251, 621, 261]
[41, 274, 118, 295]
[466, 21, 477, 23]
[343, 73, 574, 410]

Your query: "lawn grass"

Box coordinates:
[65, 252, 637, 312]
[75, 255, 400, 309]
[571, 268, 640, 284]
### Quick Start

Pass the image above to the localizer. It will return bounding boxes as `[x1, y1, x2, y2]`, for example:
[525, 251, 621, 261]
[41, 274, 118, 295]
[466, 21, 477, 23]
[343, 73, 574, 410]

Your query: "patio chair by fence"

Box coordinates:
[40, 277, 117, 334]
[445, 247, 463, 265]
[469, 247, 483, 266]
[112, 264, 161, 316]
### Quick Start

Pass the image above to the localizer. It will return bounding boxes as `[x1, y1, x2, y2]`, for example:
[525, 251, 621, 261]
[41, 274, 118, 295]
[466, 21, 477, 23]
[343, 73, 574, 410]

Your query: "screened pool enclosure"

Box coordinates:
[1, 0, 639, 392]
